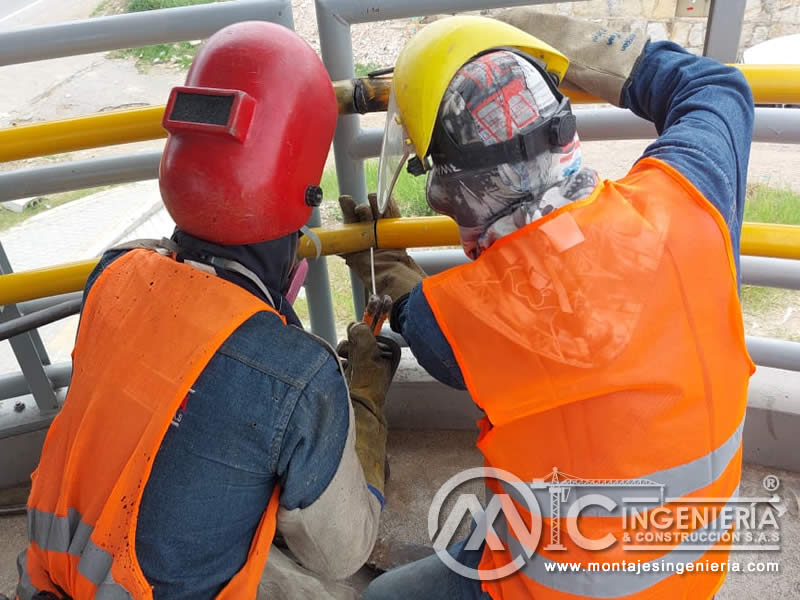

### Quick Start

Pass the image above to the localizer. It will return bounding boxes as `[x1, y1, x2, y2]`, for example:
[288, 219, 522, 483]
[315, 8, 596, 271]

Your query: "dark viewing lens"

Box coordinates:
[170, 92, 234, 126]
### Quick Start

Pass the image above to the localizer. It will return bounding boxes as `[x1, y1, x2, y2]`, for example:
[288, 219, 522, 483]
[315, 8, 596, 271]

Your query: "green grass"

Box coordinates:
[741, 285, 785, 314]
[744, 183, 800, 225]
[292, 258, 356, 333]
[105, 0, 228, 69]
[0, 186, 115, 232]
[320, 159, 433, 219]
[127, 0, 216, 10]
[119, 41, 200, 70]
[739, 184, 800, 340]
[354, 62, 383, 78]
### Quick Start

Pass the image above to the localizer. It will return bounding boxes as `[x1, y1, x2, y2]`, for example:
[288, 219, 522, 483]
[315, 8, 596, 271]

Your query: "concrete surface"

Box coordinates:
[1, 444, 798, 598]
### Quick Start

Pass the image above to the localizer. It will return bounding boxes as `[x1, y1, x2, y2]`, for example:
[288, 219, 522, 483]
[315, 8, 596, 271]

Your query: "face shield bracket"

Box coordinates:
[406, 155, 433, 177]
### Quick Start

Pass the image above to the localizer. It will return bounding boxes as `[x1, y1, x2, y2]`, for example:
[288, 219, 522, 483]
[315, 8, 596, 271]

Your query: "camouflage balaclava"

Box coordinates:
[426, 50, 599, 260]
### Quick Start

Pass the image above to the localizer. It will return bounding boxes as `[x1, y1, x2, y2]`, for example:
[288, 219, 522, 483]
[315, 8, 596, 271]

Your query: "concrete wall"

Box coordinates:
[490, 0, 800, 56]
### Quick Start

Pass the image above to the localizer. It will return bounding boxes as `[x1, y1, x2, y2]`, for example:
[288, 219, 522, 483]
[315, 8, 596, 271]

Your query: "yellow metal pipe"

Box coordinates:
[0, 260, 97, 306]
[0, 106, 166, 163]
[298, 221, 375, 258]
[738, 64, 800, 105]
[741, 222, 800, 260]
[376, 216, 460, 249]
[1, 65, 797, 163]
[4, 219, 797, 306]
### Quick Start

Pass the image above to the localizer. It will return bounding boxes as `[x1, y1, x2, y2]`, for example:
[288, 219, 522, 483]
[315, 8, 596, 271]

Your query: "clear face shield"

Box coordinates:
[377, 90, 415, 214]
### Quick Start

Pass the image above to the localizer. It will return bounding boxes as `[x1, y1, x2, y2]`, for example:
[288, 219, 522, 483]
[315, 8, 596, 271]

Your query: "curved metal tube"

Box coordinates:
[0, 298, 83, 342]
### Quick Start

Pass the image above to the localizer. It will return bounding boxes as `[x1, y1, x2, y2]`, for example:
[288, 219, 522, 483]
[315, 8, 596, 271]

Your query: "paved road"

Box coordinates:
[0, 0, 43, 24]
[0, 0, 98, 31]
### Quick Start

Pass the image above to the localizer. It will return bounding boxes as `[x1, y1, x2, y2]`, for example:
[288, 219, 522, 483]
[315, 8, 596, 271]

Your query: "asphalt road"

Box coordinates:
[0, 0, 47, 25]
[0, 0, 98, 32]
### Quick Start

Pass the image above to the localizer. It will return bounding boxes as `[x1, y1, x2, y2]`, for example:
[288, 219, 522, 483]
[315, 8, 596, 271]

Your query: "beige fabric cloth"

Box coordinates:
[493, 9, 648, 106]
[276, 398, 382, 580]
[258, 546, 360, 600]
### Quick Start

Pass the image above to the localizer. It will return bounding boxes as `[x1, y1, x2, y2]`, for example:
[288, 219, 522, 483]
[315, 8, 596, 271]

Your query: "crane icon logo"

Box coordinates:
[428, 466, 665, 579]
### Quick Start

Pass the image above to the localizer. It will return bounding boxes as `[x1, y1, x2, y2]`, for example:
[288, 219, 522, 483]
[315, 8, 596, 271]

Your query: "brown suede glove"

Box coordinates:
[337, 322, 401, 497]
[339, 194, 427, 302]
[493, 9, 648, 106]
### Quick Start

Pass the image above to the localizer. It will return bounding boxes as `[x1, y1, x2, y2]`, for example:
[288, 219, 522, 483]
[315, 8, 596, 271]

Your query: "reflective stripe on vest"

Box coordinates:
[19, 249, 284, 600]
[24, 508, 128, 595]
[422, 158, 754, 600]
[500, 421, 743, 518]
[494, 492, 739, 598]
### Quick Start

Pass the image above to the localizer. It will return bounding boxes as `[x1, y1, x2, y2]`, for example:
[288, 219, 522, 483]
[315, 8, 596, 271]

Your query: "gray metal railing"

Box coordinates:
[0, 0, 295, 65]
[2, 108, 798, 205]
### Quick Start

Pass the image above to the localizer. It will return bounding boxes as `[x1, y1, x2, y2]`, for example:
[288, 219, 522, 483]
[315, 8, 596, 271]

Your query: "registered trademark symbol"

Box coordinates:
[763, 474, 781, 493]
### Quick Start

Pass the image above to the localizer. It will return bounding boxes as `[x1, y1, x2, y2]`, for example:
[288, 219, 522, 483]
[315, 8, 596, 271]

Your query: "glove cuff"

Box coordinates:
[352, 400, 388, 496]
[494, 10, 648, 107]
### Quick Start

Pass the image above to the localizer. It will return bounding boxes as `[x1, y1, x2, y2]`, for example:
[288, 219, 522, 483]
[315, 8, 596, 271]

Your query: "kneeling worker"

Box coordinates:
[16, 22, 398, 600]
[340, 13, 755, 600]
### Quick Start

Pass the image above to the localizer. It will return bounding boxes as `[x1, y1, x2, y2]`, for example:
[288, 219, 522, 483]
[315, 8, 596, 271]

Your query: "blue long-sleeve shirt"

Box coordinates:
[394, 41, 755, 390]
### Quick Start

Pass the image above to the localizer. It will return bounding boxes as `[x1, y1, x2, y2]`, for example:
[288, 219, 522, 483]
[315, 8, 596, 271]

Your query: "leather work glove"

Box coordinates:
[493, 9, 648, 107]
[338, 193, 427, 302]
[337, 322, 401, 497]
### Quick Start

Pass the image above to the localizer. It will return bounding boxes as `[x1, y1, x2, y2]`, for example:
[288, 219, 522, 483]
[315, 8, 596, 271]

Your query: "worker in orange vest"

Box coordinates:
[16, 22, 399, 600]
[339, 13, 755, 600]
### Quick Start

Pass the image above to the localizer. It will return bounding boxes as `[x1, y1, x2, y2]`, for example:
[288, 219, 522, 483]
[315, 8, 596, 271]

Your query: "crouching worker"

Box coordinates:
[16, 22, 399, 600]
[341, 14, 756, 600]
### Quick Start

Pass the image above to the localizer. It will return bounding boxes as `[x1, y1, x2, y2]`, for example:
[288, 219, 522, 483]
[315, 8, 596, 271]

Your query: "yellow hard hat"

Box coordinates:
[377, 15, 570, 212]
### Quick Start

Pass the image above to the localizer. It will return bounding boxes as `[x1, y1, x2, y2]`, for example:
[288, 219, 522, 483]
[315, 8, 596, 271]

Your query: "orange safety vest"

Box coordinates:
[17, 248, 284, 600]
[423, 158, 754, 600]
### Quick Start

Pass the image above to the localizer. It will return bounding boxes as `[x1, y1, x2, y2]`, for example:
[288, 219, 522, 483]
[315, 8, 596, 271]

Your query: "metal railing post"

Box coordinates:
[0, 244, 59, 412]
[704, 0, 747, 62]
[316, 0, 370, 321]
[303, 208, 339, 344]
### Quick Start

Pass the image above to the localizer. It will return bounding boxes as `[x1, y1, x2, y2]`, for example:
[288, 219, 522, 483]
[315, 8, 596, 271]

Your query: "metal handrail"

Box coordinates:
[2, 65, 797, 163]
[1, 108, 798, 204]
[0, 0, 294, 67]
[1, 219, 798, 306]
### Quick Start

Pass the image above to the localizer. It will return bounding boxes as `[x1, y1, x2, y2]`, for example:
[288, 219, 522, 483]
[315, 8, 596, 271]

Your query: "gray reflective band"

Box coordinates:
[501, 421, 744, 517]
[78, 541, 114, 588]
[25, 507, 133, 598]
[16, 550, 41, 600]
[497, 493, 739, 598]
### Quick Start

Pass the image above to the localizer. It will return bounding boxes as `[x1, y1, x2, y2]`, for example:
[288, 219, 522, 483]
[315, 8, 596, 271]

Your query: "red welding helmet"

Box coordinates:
[159, 22, 337, 245]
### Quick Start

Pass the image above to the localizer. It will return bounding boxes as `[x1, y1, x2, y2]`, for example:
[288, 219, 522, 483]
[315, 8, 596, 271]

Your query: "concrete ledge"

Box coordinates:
[743, 366, 800, 472]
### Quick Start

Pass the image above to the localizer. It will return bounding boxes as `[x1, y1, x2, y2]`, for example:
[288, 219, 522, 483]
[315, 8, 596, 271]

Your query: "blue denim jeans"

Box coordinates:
[363, 540, 490, 600]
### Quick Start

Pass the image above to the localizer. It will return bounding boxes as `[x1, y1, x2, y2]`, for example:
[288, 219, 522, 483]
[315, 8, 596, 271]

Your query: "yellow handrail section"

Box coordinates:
[1, 219, 797, 306]
[1, 65, 798, 162]
[1, 106, 167, 163]
[741, 222, 800, 260]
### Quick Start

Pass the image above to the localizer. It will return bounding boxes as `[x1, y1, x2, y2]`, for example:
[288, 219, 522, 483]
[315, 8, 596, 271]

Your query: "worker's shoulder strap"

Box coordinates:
[107, 237, 278, 309]
[108, 236, 180, 255]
